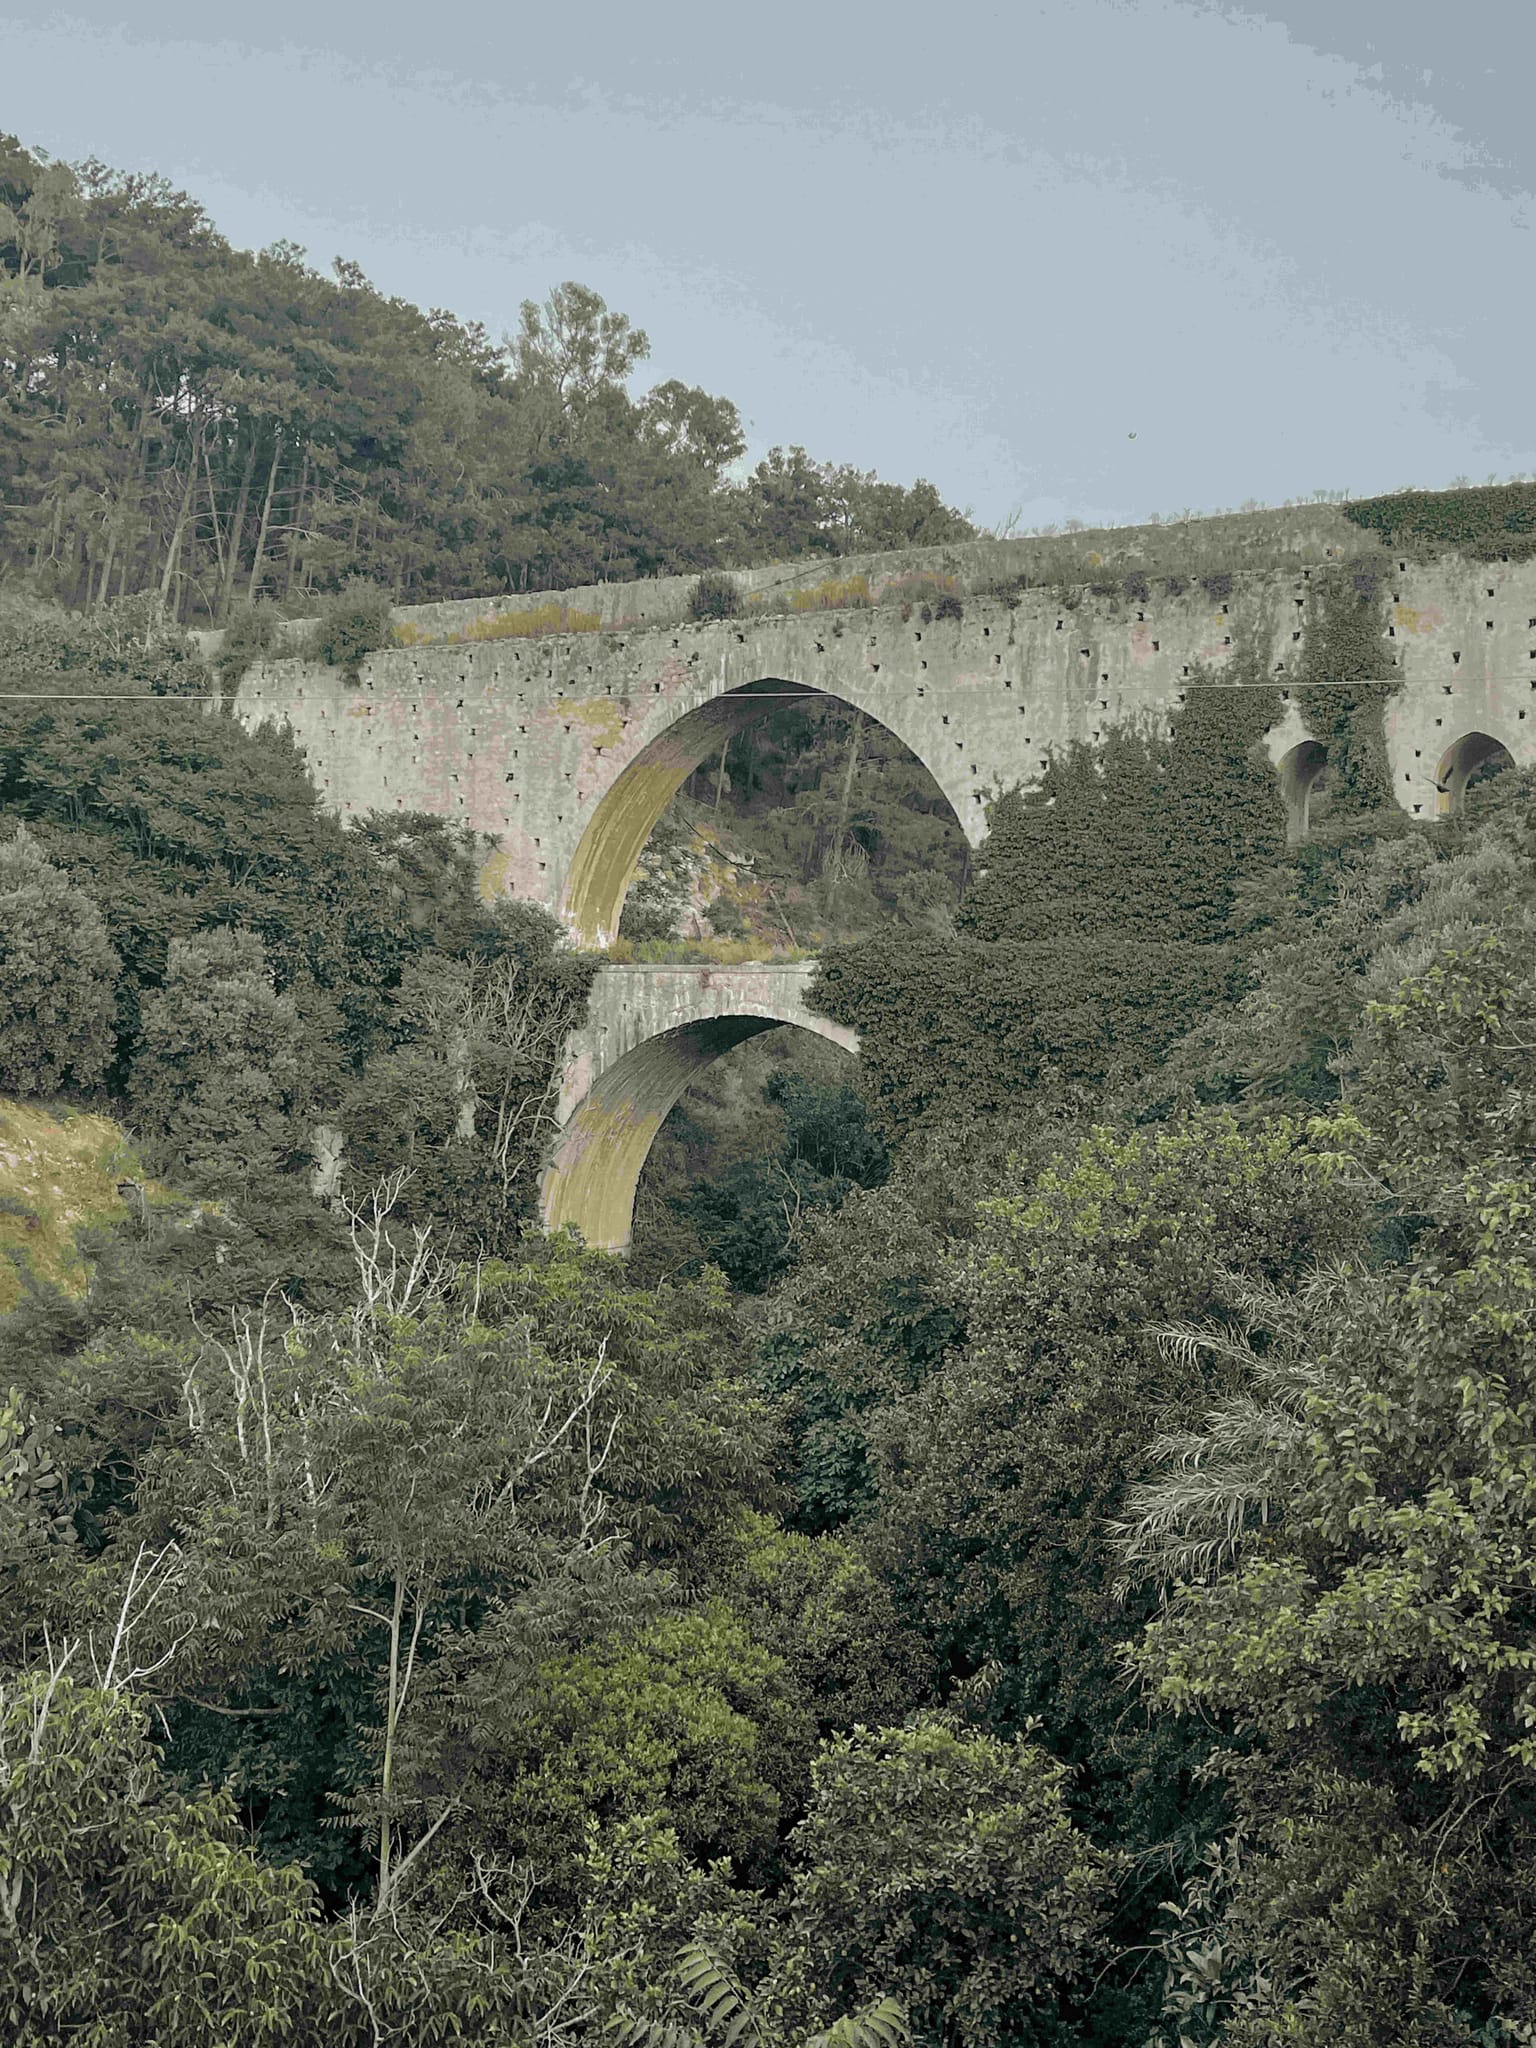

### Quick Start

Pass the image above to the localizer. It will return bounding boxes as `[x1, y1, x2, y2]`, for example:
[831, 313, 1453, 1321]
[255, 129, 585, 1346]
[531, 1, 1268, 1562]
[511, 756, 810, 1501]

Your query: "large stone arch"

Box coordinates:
[543, 963, 858, 1251]
[1435, 729, 1517, 816]
[558, 676, 972, 948]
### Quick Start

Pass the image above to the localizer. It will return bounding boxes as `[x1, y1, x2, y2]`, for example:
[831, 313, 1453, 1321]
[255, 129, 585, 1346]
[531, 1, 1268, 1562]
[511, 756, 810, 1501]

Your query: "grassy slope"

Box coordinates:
[0, 1099, 142, 1311]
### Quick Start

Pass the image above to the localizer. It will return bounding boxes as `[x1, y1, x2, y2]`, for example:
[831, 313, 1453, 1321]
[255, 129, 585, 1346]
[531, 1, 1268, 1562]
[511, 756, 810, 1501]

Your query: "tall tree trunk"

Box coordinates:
[93, 523, 118, 608]
[829, 710, 865, 892]
[202, 433, 228, 592]
[284, 445, 310, 597]
[246, 430, 283, 601]
[42, 488, 64, 574]
[218, 435, 258, 620]
[158, 425, 202, 617]
[95, 391, 153, 606]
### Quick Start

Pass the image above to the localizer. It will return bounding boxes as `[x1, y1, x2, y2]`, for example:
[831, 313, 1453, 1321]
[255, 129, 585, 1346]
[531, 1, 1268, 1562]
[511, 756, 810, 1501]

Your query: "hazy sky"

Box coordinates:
[5, 1, 1531, 531]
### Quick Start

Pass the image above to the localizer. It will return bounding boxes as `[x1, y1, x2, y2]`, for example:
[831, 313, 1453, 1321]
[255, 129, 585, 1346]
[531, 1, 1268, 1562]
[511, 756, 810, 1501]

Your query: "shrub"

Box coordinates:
[705, 891, 746, 938]
[131, 928, 303, 1188]
[688, 572, 742, 621]
[1343, 479, 1536, 561]
[303, 578, 395, 678]
[789, 1718, 1113, 2046]
[974, 574, 1026, 609]
[932, 592, 964, 623]
[0, 827, 119, 1097]
[878, 572, 961, 613]
[217, 598, 280, 693]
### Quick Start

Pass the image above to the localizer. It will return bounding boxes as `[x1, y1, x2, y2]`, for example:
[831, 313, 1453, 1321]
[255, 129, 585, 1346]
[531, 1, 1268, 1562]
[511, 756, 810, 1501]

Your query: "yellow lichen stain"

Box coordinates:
[569, 698, 626, 751]
[396, 604, 604, 648]
[1087, 551, 1103, 568]
[1393, 603, 1444, 636]
[788, 573, 872, 612]
[463, 604, 602, 642]
[347, 701, 374, 717]
[873, 569, 961, 605]
[479, 846, 514, 903]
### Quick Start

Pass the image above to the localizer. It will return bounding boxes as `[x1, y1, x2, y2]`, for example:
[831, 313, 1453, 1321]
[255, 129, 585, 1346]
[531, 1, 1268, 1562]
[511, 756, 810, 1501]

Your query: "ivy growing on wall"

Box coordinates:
[813, 660, 1287, 1135]
[961, 643, 1282, 948]
[1343, 480, 1536, 562]
[1293, 563, 1398, 812]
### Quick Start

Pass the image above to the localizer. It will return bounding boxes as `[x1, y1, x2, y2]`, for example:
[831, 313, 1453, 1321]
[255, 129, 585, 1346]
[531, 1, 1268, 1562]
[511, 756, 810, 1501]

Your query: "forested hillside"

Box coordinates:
[4, 130, 1536, 2048]
[0, 134, 973, 616]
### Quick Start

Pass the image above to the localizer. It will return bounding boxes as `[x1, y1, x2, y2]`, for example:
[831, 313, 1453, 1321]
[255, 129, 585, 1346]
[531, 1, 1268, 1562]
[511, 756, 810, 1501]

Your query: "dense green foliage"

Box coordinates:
[0, 826, 119, 1095]
[1343, 480, 1536, 562]
[811, 670, 1285, 1138]
[635, 1051, 891, 1292]
[5, 629, 1535, 2043]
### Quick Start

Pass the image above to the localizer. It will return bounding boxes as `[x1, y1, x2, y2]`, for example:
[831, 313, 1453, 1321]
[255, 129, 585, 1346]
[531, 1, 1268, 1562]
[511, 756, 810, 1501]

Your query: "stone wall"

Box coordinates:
[232, 544, 1536, 944]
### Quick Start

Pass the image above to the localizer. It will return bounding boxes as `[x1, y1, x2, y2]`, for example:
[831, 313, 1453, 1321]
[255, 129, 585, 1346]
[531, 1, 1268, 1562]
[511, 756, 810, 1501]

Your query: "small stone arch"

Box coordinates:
[1435, 730, 1516, 817]
[1277, 739, 1329, 844]
[543, 1008, 857, 1252]
[558, 677, 968, 948]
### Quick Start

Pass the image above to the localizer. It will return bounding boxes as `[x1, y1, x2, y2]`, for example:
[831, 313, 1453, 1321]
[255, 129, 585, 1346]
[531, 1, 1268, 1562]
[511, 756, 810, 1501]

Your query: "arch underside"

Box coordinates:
[559, 677, 965, 948]
[1278, 739, 1328, 845]
[543, 1014, 847, 1252]
[1437, 731, 1515, 816]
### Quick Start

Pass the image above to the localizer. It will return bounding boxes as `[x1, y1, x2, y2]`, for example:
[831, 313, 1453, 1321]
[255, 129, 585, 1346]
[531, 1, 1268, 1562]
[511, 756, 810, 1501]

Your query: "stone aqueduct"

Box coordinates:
[230, 506, 1536, 1248]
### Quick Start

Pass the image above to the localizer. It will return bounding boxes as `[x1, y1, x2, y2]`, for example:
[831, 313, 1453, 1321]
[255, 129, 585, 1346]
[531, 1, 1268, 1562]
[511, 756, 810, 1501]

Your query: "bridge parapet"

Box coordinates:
[543, 962, 856, 1252]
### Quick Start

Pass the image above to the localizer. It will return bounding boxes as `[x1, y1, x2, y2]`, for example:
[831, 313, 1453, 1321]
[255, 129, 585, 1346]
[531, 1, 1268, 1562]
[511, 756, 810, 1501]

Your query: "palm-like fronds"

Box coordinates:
[810, 1997, 909, 2048]
[609, 1941, 909, 2048]
[1112, 1269, 1354, 1598]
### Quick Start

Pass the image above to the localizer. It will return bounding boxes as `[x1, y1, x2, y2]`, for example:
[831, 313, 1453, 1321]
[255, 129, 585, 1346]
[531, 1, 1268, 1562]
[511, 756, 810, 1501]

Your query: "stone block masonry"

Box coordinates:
[226, 510, 1536, 1249]
[234, 535, 1536, 945]
[544, 963, 855, 1249]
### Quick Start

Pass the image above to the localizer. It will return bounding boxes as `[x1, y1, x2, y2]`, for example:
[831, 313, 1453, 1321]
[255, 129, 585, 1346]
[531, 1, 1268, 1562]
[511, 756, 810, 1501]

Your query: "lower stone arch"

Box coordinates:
[542, 1010, 858, 1252]
[1278, 739, 1328, 844]
[1435, 730, 1516, 816]
[558, 677, 969, 947]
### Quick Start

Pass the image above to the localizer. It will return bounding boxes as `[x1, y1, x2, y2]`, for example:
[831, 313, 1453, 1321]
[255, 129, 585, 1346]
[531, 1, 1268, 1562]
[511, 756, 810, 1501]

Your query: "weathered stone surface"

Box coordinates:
[542, 963, 856, 1251]
[225, 516, 1536, 1242]
[234, 545, 1536, 944]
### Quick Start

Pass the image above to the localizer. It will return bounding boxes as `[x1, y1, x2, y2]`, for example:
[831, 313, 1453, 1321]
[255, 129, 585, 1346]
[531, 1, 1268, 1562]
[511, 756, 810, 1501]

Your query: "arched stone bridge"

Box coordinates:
[543, 962, 856, 1250]
[232, 509, 1536, 1246]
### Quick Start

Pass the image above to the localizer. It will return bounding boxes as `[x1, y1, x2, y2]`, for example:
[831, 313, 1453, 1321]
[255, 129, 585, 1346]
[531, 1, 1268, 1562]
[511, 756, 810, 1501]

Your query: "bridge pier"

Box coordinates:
[542, 963, 857, 1252]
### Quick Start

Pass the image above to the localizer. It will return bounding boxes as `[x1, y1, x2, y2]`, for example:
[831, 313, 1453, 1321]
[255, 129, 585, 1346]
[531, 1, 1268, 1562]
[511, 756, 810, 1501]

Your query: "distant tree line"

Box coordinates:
[0, 135, 975, 620]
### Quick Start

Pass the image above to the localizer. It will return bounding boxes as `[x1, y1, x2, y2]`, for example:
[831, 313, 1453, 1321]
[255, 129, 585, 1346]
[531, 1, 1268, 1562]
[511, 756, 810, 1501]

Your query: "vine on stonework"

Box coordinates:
[1292, 563, 1397, 812]
[960, 635, 1283, 949]
[1343, 481, 1536, 562]
[815, 642, 1287, 1132]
